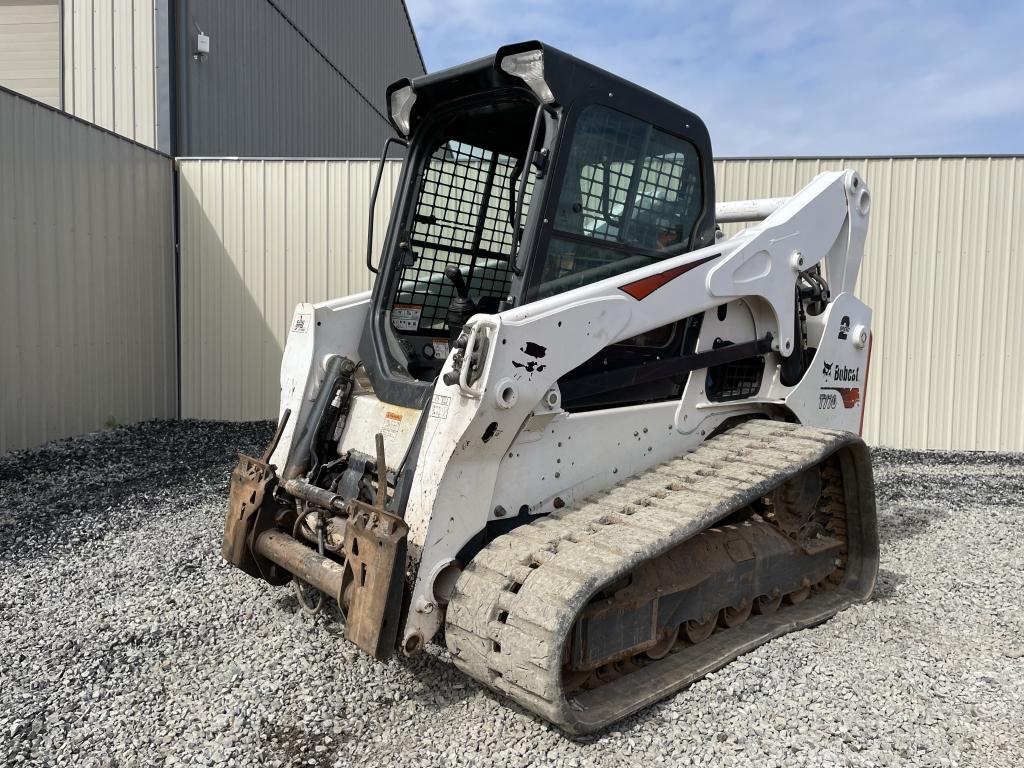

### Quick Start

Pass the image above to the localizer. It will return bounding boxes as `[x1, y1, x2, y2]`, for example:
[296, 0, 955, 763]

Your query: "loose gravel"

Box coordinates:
[1, 420, 1022, 767]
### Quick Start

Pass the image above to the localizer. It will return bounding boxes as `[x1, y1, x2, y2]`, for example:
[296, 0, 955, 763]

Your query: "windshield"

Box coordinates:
[391, 100, 539, 337]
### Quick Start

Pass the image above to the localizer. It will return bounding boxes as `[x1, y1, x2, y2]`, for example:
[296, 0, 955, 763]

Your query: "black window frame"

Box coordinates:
[359, 88, 551, 407]
[392, 109, 540, 336]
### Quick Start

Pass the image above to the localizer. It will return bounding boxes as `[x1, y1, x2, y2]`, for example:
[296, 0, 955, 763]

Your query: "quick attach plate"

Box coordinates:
[341, 500, 409, 660]
[222, 453, 275, 578]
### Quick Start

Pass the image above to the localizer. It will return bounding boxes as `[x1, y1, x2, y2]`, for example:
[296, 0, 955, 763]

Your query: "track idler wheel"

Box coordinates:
[645, 625, 680, 660]
[787, 578, 813, 604]
[684, 613, 716, 643]
[719, 598, 753, 628]
[754, 590, 783, 614]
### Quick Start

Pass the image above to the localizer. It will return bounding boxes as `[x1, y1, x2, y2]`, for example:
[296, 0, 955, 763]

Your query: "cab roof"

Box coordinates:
[386, 41, 710, 148]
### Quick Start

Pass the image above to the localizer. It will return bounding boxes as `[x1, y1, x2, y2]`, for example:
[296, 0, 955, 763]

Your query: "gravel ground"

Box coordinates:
[1, 420, 1022, 768]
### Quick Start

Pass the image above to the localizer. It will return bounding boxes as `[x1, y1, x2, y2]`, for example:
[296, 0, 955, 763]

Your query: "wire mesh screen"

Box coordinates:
[396, 140, 535, 333]
[706, 346, 766, 402]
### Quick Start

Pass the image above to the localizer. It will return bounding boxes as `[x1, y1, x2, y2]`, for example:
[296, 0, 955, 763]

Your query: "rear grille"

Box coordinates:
[706, 341, 765, 401]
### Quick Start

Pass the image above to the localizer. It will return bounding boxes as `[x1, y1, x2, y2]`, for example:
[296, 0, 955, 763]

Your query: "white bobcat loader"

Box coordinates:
[222, 42, 879, 733]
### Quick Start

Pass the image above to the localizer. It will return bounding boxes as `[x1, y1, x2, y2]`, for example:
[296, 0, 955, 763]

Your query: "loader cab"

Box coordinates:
[360, 42, 716, 408]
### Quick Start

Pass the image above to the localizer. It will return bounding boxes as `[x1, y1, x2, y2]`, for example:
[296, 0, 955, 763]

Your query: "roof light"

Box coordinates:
[389, 85, 417, 135]
[500, 49, 554, 104]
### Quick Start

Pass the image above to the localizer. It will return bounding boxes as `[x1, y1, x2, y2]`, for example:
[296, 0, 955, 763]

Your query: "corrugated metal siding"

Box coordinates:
[714, 157, 1024, 451]
[0, 85, 176, 454]
[62, 0, 160, 148]
[177, 156, 1023, 452]
[0, 0, 60, 106]
[177, 158, 401, 420]
[177, 0, 425, 157]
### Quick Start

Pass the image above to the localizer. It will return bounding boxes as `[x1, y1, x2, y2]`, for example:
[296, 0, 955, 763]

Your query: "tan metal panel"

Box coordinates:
[178, 156, 1021, 451]
[66, 0, 91, 118]
[0, 90, 14, 453]
[177, 159, 402, 421]
[0, 87, 176, 454]
[0, 0, 60, 106]
[715, 156, 1024, 451]
[131, 0, 155, 147]
[112, 0, 132, 135]
[1005, 159, 1024, 449]
[91, 0, 113, 127]
[61, 0, 159, 147]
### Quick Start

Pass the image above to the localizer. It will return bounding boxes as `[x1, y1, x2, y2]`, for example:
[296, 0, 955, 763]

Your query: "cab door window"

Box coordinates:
[531, 105, 702, 300]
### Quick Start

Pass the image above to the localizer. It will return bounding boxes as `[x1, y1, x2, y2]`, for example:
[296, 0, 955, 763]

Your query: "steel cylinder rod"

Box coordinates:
[715, 197, 790, 223]
[256, 530, 345, 602]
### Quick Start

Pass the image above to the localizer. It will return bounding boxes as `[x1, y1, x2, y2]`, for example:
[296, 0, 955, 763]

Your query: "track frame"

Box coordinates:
[445, 420, 878, 733]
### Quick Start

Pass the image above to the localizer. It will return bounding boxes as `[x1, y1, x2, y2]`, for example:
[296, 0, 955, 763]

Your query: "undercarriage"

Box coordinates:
[445, 420, 877, 733]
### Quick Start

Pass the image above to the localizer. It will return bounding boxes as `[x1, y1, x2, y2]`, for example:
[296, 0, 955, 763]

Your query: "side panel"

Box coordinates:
[785, 293, 872, 432]
[267, 293, 371, 471]
[489, 403, 707, 520]
[488, 297, 771, 520]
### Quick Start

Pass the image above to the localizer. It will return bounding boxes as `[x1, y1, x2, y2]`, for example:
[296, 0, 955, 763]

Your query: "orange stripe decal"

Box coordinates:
[823, 387, 861, 409]
[618, 254, 719, 300]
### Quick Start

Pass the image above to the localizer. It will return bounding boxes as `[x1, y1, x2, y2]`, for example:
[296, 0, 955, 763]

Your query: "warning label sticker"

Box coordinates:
[429, 394, 451, 420]
[382, 411, 403, 438]
[291, 313, 312, 333]
[392, 304, 422, 332]
[432, 338, 451, 359]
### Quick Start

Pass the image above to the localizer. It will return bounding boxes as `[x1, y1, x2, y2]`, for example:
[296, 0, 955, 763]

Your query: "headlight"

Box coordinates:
[389, 85, 417, 135]
[499, 49, 554, 104]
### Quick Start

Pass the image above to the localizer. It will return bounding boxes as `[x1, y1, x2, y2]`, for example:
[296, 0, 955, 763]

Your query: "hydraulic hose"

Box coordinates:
[282, 355, 355, 480]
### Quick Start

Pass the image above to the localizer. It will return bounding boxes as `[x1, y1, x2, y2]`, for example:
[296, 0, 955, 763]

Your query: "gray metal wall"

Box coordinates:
[176, 156, 1024, 452]
[0, 85, 176, 453]
[177, 158, 401, 420]
[176, 0, 425, 157]
[41, 1, 421, 156]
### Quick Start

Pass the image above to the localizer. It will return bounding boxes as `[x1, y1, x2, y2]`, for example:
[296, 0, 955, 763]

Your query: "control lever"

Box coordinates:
[444, 265, 477, 342]
[444, 265, 470, 299]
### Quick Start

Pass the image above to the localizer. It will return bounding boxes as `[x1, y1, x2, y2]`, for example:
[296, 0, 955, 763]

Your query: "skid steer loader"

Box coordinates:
[222, 42, 878, 733]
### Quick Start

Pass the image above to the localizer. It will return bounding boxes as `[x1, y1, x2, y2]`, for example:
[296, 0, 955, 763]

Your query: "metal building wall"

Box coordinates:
[714, 156, 1024, 451]
[57, 0, 423, 156]
[177, 156, 1023, 452]
[0, 0, 60, 106]
[0, 85, 176, 454]
[176, 0, 425, 157]
[61, 0, 170, 151]
[177, 158, 401, 420]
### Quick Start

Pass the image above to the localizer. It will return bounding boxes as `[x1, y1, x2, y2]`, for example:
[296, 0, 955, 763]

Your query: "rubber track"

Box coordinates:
[445, 420, 878, 734]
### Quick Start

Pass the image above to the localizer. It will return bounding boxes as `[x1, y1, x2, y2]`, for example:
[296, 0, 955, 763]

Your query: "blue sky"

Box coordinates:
[404, 0, 1024, 156]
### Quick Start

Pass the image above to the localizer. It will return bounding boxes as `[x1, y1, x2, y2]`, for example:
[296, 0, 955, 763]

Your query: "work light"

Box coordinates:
[499, 49, 554, 103]
[389, 85, 417, 135]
